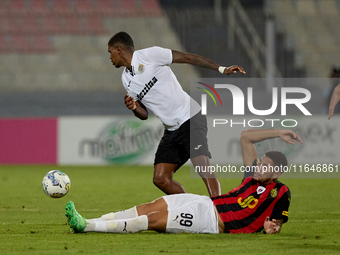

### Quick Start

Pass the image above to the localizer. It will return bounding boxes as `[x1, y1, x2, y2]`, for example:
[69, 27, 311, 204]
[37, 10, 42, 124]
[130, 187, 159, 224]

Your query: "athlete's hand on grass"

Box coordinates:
[124, 94, 137, 111]
[263, 217, 281, 234]
[224, 65, 246, 75]
[278, 129, 303, 145]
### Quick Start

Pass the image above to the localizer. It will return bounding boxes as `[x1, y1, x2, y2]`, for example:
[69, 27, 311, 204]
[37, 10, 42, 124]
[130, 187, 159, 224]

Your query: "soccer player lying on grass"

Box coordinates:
[66, 128, 302, 234]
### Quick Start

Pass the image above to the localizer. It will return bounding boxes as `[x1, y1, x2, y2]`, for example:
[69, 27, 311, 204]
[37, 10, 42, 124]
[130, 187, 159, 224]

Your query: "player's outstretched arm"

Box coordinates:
[263, 217, 283, 234]
[124, 94, 148, 120]
[241, 129, 303, 166]
[277, 129, 303, 145]
[171, 50, 246, 75]
[328, 84, 340, 119]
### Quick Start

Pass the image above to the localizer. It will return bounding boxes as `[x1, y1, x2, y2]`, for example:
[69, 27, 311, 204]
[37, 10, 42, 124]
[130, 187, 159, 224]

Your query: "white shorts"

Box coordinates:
[162, 193, 219, 234]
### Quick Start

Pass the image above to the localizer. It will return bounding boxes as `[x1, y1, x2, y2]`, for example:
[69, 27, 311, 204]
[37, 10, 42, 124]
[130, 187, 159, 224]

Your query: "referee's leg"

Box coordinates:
[153, 163, 187, 194]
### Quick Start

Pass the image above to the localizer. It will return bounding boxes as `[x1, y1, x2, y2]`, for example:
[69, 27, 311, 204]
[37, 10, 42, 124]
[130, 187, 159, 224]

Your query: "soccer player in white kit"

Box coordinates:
[108, 31, 246, 197]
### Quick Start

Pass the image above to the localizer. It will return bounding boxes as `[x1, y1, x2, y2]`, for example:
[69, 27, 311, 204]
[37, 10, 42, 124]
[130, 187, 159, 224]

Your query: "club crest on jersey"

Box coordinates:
[138, 64, 145, 73]
[257, 186, 266, 195]
[270, 188, 278, 198]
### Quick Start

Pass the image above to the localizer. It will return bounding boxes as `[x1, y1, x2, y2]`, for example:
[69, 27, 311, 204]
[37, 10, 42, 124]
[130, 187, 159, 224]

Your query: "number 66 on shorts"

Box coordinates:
[163, 194, 219, 234]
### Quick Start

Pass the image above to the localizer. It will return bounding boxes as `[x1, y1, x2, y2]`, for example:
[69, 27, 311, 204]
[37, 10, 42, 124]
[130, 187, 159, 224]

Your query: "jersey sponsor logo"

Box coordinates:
[256, 186, 266, 195]
[79, 119, 161, 164]
[136, 77, 158, 101]
[138, 64, 145, 73]
[270, 188, 278, 198]
[237, 196, 258, 209]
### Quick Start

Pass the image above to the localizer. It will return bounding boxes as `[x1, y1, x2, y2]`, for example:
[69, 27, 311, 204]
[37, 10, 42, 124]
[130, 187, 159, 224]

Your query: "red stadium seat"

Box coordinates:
[10, 35, 32, 53]
[40, 16, 62, 34]
[119, 0, 137, 17]
[74, 0, 94, 15]
[0, 17, 20, 35]
[84, 16, 106, 34]
[32, 35, 54, 53]
[31, 0, 52, 16]
[52, 0, 71, 16]
[96, 0, 116, 16]
[0, 36, 10, 53]
[9, 0, 29, 16]
[0, 0, 9, 17]
[19, 16, 40, 35]
[141, 0, 162, 17]
[7, 35, 54, 53]
[61, 16, 83, 34]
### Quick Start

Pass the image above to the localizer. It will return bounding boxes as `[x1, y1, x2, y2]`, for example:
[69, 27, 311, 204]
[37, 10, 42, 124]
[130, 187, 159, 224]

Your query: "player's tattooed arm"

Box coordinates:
[263, 217, 283, 234]
[171, 50, 246, 75]
[124, 94, 148, 120]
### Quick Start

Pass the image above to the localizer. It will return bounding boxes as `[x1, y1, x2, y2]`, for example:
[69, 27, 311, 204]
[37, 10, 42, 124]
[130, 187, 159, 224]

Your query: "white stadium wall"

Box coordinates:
[206, 116, 340, 165]
[58, 116, 164, 165]
[57, 115, 340, 166]
[0, 115, 339, 165]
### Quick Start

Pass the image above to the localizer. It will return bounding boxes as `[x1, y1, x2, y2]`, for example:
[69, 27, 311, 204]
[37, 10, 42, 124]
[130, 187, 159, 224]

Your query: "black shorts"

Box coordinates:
[154, 113, 211, 170]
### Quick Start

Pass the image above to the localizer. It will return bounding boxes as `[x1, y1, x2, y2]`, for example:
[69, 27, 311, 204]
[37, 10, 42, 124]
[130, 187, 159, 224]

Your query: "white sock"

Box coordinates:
[86, 206, 139, 224]
[84, 215, 148, 233]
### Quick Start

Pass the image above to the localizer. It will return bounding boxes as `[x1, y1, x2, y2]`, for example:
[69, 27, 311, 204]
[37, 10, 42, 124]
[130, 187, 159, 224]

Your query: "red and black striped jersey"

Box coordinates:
[211, 177, 290, 233]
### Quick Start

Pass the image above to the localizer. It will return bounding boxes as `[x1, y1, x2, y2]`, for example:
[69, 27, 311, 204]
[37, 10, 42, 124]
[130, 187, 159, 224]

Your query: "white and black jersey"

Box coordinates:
[121, 46, 201, 131]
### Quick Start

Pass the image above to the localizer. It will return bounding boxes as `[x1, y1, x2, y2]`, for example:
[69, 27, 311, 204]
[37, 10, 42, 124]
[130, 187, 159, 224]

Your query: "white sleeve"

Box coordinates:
[121, 73, 129, 91]
[142, 46, 172, 66]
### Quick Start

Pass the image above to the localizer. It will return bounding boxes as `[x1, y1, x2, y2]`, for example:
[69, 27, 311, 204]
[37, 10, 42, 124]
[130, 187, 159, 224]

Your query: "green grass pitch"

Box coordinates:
[1, 165, 340, 254]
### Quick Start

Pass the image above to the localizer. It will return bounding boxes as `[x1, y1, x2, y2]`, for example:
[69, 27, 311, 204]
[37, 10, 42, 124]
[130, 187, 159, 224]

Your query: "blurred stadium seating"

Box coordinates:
[0, 0, 163, 53]
[270, 0, 340, 77]
[0, 0, 197, 94]
[0, 0, 199, 117]
[0, 0, 337, 117]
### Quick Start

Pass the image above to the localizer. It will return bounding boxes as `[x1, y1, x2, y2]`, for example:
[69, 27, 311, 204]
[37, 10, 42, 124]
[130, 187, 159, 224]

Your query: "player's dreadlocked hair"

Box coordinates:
[265, 151, 288, 172]
[108, 32, 134, 49]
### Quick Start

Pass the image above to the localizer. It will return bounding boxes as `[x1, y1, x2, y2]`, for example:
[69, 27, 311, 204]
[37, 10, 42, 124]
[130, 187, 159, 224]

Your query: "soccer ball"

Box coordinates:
[42, 170, 71, 198]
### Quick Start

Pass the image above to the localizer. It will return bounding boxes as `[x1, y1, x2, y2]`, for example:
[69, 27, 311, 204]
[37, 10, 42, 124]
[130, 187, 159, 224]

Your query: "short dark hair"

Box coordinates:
[108, 32, 134, 48]
[265, 151, 288, 172]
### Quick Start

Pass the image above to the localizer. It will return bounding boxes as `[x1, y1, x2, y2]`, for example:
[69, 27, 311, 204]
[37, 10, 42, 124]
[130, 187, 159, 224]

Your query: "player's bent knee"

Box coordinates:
[153, 175, 169, 188]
